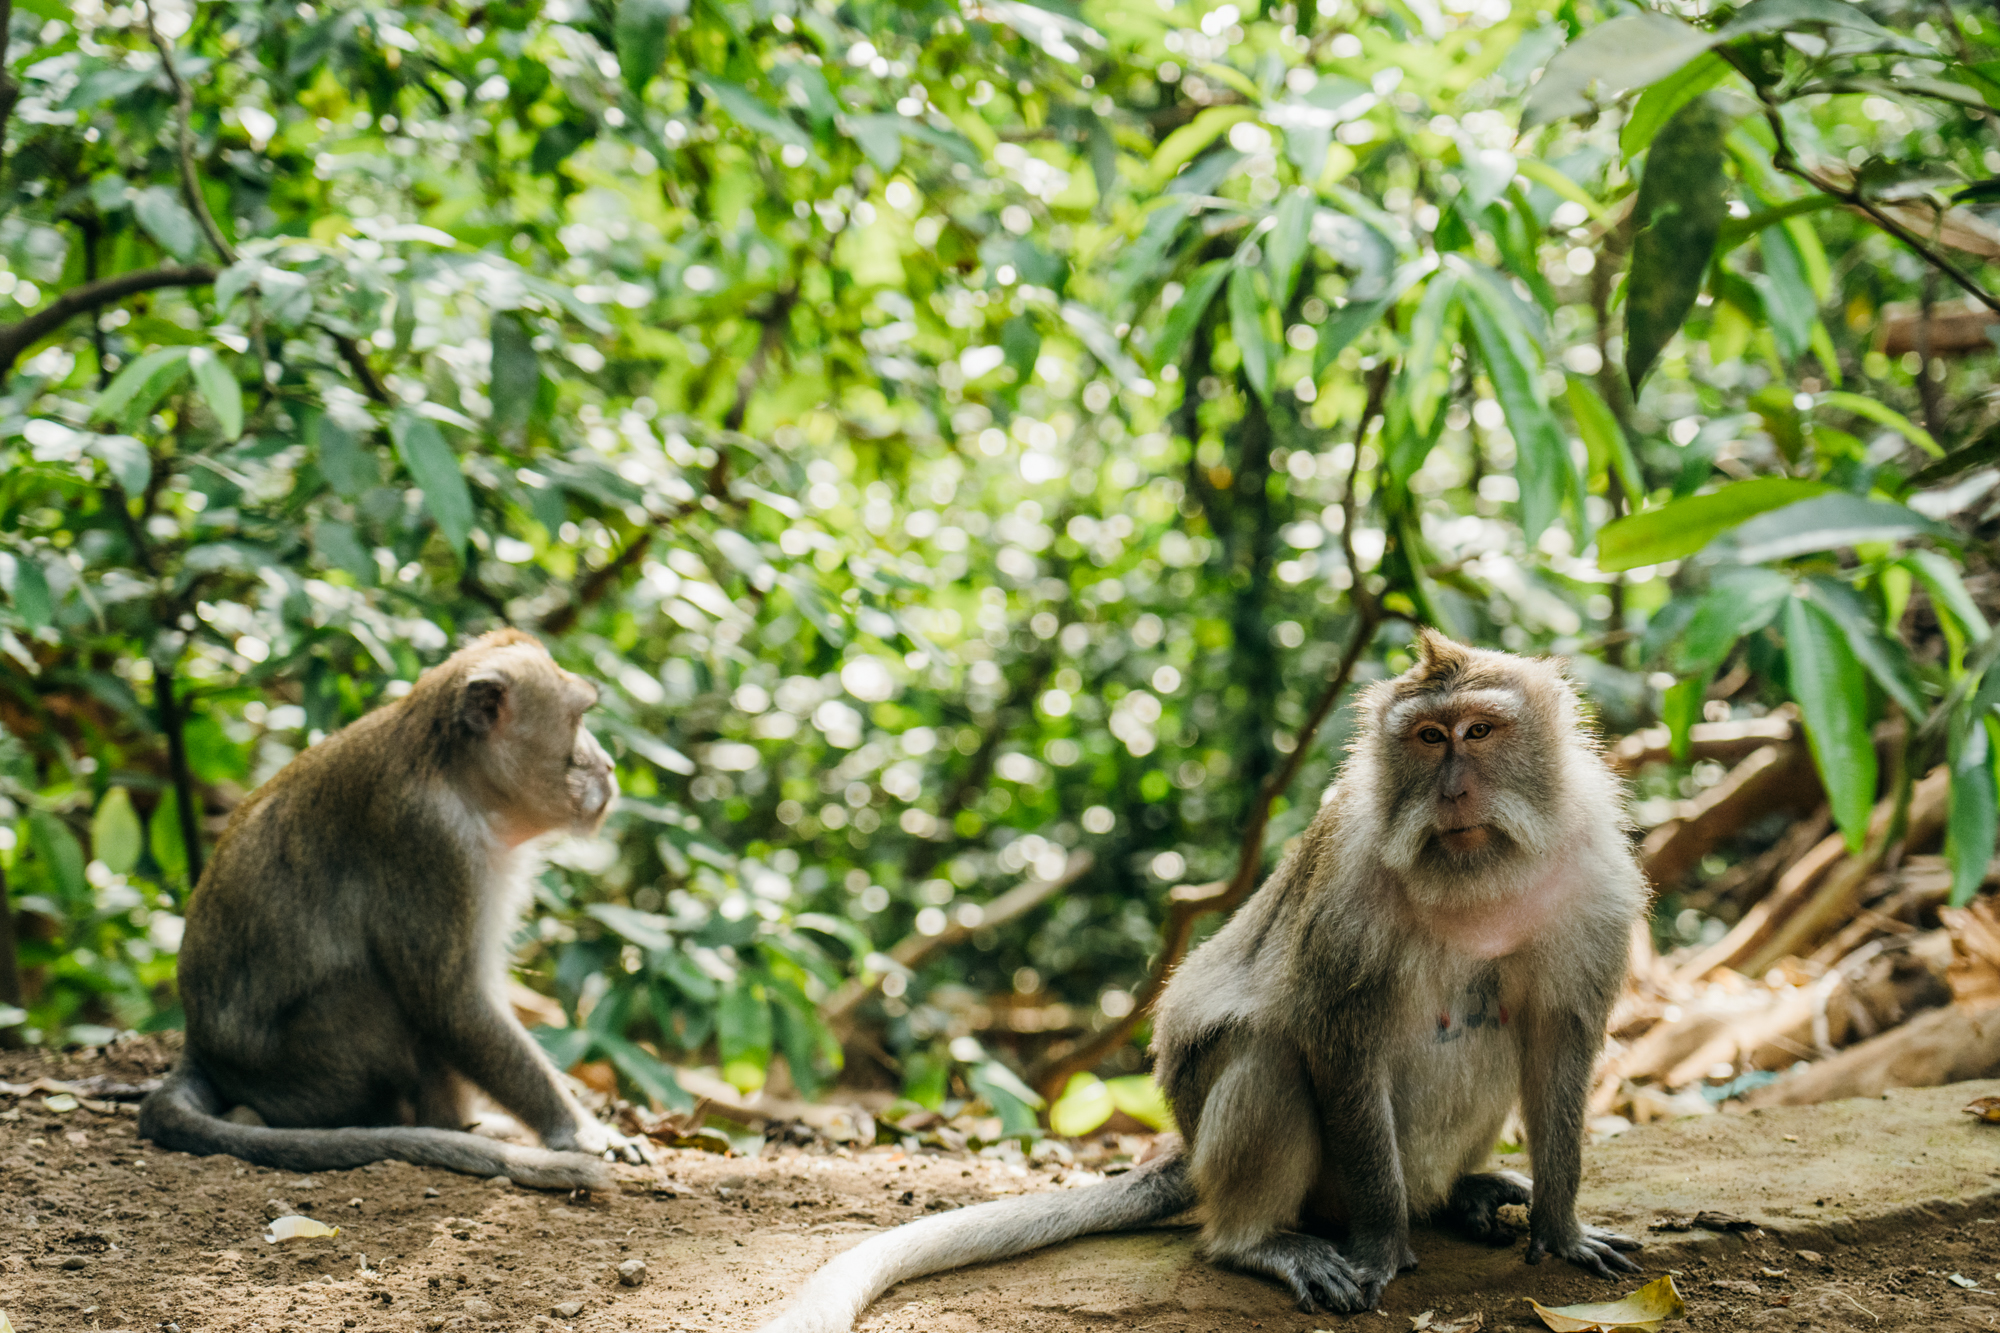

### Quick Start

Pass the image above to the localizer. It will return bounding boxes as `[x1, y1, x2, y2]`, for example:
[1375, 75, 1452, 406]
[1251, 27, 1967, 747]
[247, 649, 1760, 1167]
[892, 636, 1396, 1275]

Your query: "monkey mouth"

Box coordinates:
[1435, 824, 1495, 853]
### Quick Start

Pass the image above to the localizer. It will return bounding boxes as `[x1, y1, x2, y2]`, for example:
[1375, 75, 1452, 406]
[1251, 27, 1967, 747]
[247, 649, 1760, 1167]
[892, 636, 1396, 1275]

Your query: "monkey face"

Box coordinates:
[1367, 632, 1572, 884]
[451, 636, 619, 843]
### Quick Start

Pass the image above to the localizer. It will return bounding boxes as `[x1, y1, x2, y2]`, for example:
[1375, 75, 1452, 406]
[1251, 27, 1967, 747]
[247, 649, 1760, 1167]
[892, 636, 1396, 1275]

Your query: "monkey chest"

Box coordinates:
[1390, 969, 1523, 1107]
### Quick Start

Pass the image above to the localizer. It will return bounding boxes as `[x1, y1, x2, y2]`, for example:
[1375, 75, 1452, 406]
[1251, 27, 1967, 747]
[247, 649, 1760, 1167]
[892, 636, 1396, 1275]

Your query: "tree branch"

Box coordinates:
[1028, 368, 1394, 1101]
[155, 667, 206, 897]
[1743, 75, 2000, 316]
[724, 288, 799, 433]
[0, 0, 21, 188]
[0, 265, 218, 379]
[146, 16, 236, 265]
[539, 528, 660, 636]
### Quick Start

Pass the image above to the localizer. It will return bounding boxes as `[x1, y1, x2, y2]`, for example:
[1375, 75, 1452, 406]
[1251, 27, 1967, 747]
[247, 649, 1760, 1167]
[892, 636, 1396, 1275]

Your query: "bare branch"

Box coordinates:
[0, 264, 218, 379]
[145, 16, 237, 265]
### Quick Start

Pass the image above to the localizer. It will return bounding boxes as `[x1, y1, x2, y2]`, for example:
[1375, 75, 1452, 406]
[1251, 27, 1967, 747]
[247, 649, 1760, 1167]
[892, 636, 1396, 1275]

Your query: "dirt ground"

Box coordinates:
[6, 1041, 2000, 1333]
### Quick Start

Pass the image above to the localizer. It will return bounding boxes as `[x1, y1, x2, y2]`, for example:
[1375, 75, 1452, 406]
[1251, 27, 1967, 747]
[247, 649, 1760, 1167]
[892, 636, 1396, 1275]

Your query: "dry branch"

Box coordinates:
[0, 265, 217, 377]
[821, 850, 1092, 1037]
[1879, 298, 1998, 357]
[1674, 766, 1950, 982]
[1638, 742, 1820, 887]
[1743, 1002, 2000, 1106]
[1608, 715, 1796, 774]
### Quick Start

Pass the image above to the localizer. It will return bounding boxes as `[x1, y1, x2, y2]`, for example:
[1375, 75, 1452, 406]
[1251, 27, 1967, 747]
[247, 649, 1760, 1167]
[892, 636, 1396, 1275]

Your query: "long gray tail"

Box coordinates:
[137, 1060, 609, 1191]
[753, 1145, 1193, 1333]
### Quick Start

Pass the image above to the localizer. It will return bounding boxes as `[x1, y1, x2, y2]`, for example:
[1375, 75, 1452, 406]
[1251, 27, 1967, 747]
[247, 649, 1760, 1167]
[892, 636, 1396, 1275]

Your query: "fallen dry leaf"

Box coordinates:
[1527, 1274, 1686, 1332]
[1410, 1312, 1483, 1332]
[41, 1093, 76, 1113]
[2, 1309, 13, 1333]
[1963, 1095, 2000, 1123]
[264, 1215, 340, 1244]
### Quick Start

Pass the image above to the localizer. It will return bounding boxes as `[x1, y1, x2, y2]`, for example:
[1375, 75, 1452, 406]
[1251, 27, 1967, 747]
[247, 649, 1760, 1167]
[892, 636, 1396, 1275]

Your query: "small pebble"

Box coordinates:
[617, 1258, 647, 1287]
[424, 1186, 441, 1198]
[552, 1299, 586, 1317]
[264, 1199, 296, 1220]
[1797, 1249, 1824, 1263]
[349, 1197, 363, 1208]
[487, 1175, 514, 1188]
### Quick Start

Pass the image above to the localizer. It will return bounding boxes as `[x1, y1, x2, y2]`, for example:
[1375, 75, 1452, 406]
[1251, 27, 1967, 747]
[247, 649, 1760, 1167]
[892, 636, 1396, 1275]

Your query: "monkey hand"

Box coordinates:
[1524, 1223, 1642, 1279]
[552, 1117, 658, 1166]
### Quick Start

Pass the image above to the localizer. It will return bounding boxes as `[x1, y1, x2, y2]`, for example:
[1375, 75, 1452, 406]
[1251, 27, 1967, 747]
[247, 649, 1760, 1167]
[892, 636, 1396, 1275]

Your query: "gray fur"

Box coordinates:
[752, 634, 1645, 1328]
[139, 630, 647, 1187]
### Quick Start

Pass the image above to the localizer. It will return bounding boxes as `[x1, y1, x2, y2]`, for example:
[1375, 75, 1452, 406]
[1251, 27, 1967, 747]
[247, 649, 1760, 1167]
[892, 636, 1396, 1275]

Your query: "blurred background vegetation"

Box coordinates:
[0, 0, 1996, 1137]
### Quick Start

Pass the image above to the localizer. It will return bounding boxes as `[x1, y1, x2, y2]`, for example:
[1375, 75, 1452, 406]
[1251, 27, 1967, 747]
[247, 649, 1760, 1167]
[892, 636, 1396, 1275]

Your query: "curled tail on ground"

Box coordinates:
[137, 1060, 609, 1191]
[753, 1145, 1193, 1333]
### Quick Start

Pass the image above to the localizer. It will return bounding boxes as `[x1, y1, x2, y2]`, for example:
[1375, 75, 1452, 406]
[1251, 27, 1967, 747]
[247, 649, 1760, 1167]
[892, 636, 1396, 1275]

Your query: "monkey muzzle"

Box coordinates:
[1437, 824, 1494, 854]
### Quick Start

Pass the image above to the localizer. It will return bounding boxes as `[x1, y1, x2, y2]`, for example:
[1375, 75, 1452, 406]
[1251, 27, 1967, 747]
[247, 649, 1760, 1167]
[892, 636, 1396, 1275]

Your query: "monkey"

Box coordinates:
[139, 628, 653, 1190]
[751, 631, 1645, 1330]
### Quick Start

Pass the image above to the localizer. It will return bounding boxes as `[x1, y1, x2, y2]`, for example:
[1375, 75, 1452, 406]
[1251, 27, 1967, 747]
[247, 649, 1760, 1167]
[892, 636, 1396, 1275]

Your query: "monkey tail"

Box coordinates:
[752, 1143, 1193, 1333]
[137, 1060, 610, 1191]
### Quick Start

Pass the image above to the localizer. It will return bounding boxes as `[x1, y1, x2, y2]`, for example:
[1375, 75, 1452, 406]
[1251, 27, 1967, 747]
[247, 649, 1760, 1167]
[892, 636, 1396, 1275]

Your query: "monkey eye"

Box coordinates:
[1465, 722, 1492, 740]
[1418, 726, 1447, 745]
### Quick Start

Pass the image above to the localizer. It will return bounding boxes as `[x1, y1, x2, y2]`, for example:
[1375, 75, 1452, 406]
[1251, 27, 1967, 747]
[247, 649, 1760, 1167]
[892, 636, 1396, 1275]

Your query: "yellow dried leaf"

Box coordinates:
[42, 1093, 77, 1113]
[264, 1215, 341, 1243]
[1527, 1274, 1686, 1332]
[1965, 1096, 2000, 1123]
[2, 1309, 14, 1333]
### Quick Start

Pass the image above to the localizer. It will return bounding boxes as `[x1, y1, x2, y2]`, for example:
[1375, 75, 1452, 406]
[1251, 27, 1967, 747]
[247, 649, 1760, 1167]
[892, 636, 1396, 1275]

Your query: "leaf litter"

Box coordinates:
[1527, 1274, 1686, 1332]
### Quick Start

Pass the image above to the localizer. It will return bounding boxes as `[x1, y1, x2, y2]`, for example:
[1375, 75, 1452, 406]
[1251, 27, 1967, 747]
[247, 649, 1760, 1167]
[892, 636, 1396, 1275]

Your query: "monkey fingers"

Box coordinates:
[1584, 1224, 1643, 1252]
[1524, 1230, 1644, 1279]
[1229, 1234, 1381, 1314]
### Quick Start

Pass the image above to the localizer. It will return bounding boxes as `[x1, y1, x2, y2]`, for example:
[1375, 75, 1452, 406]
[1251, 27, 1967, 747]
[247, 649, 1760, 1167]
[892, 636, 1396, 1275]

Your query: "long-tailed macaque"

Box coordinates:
[140, 629, 651, 1189]
[753, 631, 1644, 1328]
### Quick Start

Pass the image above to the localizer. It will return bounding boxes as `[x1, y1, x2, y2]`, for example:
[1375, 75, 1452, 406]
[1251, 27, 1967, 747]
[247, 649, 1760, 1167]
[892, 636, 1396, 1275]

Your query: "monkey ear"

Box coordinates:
[461, 675, 509, 736]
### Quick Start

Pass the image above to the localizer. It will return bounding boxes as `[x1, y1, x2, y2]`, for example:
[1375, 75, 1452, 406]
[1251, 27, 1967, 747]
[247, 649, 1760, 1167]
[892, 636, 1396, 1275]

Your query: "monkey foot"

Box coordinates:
[1441, 1169, 1532, 1245]
[1223, 1233, 1395, 1314]
[1526, 1226, 1643, 1278]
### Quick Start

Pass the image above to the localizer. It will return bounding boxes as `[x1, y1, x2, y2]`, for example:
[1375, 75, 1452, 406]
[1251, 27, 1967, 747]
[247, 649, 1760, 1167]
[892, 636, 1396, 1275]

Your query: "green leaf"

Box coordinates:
[490, 312, 540, 435]
[1314, 258, 1433, 375]
[188, 349, 243, 439]
[717, 978, 773, 1093]
[1715, 0, 1933, 55]
[968, 1058, 1044, 1138]
[1153, 260, 1229, 369]
[1621, 51, 1733, 160]
[1715, 493, 1960, 565]
[389, 410, 475, 558]
[696, 75, 808, 147]
[8, 554, 51, 629]
[847, 113, 904, 172]
[149, 786, 188, 888]
[614, 0, 684, 93]
[1783, 595, 1878, 853]
[597, 1029, 694, 1110]
[133, 186, 203, 260]
[1565, 377, 1642, 502]
[1946, 745, 1998, 908]
[1048, 1072, 1116, 1136]
[1104, 1074, 1177, 1132]
[1401, 270, 1460, 437]
[1266, 188, 1314, 309]
[1145, 105, 1258, 188]
[1904, 549, 1990, 656]
[86, 435, 151, 495]
[1228, 264, 1273, 402]
[1522, 13, 1719, 128]
[1754, 224, 1816, 362]
[1597, 477, 1831, 571]
[1801, 577, 1927, 717]
[91, 787, 143, 876]
[1663, 675, 1706, 762]
[1671, 567, 1792, 676]
[29, 810, 87, 902]
[1459, 276, 1573, 544]
[1626, 94, 1730, 389]
[586, 903, 674, 951]
[1814, 391, 1941, 458]
[94, 347, 194, 428]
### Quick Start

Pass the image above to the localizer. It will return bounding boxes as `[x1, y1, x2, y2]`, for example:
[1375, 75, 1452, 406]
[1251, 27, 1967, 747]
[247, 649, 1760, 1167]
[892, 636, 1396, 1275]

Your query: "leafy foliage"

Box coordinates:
[0, 0, 1995, 1132]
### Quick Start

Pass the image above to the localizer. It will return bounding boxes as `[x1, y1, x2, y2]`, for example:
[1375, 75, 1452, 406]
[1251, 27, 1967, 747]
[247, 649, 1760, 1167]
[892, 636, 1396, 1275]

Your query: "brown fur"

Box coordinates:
[138, 630, 649, 1188]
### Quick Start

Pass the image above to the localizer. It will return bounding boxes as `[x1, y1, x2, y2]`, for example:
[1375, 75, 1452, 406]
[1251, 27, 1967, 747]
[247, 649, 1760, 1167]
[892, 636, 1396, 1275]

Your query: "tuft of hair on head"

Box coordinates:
[1409, 627, 1473, 683]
